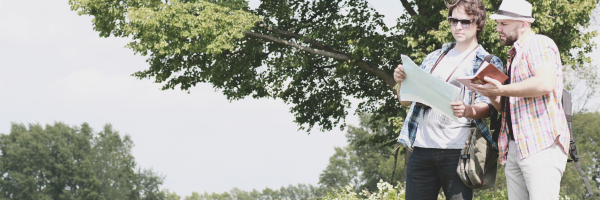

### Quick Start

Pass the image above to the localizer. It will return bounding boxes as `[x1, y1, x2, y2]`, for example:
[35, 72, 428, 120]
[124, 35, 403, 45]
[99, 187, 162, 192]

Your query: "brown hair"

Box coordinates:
[446, 0, 486, 40]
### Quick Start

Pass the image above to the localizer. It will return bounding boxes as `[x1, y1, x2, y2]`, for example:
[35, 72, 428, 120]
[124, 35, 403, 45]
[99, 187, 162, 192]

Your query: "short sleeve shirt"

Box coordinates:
[497, 32, 570, 164]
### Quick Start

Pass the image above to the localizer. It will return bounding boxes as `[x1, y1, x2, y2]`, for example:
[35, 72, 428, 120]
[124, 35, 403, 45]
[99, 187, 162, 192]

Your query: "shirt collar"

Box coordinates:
[514, 31, 535, 49]
[441, 42, 456, 52]
[441, 42, 486, 61]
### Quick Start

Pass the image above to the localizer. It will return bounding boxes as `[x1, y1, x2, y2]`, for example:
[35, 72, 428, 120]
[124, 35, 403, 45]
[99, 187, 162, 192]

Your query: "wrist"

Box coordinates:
[498, 85, 506, 96]
[464, 105, 473, 118]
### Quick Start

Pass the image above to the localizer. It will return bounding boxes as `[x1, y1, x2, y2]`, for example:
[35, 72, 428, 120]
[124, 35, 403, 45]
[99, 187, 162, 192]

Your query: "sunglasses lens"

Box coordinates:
[461, 20, 472, 27]
[448, 18, 472, 28]
[449, 18, 459, 26]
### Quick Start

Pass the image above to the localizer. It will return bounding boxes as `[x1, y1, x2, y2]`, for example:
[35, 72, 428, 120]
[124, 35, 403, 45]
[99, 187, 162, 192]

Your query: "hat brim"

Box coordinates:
[490, 14, 535, 23]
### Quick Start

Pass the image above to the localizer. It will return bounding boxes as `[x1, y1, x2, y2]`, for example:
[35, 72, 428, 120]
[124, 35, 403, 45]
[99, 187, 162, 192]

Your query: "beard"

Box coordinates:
[500, 33, 518, 46]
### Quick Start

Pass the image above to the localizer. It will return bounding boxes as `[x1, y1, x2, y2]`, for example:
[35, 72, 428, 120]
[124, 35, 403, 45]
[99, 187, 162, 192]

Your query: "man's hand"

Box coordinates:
[394, 64, 412, 106]
[450, 101, 467, 118]
[472, 76, 504, 97]
[394, 64, 407, 84]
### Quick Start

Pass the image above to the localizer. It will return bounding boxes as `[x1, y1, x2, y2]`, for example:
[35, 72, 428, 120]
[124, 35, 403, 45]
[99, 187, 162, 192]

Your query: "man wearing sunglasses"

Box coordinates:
[471, 0, 569, 199]
[394, 0, 503, 199]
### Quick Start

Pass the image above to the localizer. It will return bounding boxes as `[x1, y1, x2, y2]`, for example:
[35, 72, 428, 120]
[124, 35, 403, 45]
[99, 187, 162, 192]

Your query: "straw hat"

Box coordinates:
[489, 0, 535, 23]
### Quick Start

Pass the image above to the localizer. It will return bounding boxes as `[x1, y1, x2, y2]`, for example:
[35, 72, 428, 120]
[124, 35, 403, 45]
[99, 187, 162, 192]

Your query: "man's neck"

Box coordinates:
[454, 39, 479, 53]
[517, 29, 534, 41]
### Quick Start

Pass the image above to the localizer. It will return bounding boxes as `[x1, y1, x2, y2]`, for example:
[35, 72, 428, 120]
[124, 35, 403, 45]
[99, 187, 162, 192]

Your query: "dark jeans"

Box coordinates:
[405, 147, 473, 200]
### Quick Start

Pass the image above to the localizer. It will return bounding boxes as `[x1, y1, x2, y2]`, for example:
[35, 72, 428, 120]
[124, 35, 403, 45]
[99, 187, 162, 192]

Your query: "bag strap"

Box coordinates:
[430, 46, 478, 82]
[429, 47, 453, 74]
[562, 90, 593, 197]
[470, 55, 494, 105]
[467, 54, 494, 130]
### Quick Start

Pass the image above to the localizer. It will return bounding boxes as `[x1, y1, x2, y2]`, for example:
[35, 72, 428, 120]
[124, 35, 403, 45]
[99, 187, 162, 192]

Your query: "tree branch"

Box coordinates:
[245, 31, 396, 89]
[400, 0, 418, 16]
[314, 64, 337, 69]
[354, 60, 397, 89]
[245, 31, 351, 60]
[390, 144, 401, 184]
[259, 24, 344, 54]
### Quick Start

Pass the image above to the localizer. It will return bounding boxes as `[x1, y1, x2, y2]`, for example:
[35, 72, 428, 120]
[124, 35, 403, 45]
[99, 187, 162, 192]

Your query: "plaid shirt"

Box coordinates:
[498, 32, 570, 164]
[397, 42, 504, 149]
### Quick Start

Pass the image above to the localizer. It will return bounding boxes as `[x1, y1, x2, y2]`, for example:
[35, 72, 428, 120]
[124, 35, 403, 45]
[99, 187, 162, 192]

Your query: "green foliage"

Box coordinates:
[321, 180, 511, 200]
[167, 191, 182, 200]
[0, 122, 165, 200]
[69, 0, 599, 143]
[163, 184, 327, 200]
[319, 114, 405, 192]
[322, 180, 405, 200]
[560, 111, 600, 199]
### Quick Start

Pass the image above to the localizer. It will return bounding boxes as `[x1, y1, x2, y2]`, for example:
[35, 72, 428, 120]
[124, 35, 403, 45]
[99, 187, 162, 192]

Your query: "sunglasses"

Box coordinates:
[448, 17, 473, 28]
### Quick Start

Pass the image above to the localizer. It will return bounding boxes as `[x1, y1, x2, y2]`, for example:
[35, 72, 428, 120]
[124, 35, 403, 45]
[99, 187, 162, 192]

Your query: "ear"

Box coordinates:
[519, 21, 528, 33]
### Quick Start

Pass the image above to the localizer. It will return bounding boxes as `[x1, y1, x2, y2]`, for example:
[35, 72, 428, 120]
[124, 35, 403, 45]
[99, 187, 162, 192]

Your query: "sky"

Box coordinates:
[0, 0, 598, 197]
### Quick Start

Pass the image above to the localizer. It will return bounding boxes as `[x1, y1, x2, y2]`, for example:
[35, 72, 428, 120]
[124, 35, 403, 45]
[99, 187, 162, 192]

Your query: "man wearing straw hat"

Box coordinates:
[472, 0, 570, 199]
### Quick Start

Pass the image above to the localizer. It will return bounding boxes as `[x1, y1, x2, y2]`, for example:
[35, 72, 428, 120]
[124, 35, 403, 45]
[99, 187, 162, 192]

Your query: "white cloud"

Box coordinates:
[0, 11, 32, 41]
[0, 0, 75, 45]
[46, 68, 132, 101]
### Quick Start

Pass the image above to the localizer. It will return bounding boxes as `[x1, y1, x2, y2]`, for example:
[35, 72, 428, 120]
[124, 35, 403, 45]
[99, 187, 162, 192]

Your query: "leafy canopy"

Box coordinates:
[69, 0, 598, 135]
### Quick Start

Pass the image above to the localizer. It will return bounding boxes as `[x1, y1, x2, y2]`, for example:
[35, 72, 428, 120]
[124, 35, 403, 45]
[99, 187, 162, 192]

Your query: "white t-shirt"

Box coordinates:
[413, 48, 476, 149]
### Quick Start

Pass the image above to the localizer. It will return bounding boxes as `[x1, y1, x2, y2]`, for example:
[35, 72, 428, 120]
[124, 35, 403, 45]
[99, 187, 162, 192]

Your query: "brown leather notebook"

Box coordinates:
[457, 61, 508, 90]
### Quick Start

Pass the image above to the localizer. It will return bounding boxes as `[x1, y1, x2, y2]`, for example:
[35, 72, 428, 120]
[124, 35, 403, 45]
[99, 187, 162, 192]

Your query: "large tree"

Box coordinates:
[68, 0, 598, 143]
[0, 122, 165, 200]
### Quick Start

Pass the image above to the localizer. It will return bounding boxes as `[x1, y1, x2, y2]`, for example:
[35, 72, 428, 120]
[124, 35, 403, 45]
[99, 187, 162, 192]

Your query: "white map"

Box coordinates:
[399, 55, 462, 122]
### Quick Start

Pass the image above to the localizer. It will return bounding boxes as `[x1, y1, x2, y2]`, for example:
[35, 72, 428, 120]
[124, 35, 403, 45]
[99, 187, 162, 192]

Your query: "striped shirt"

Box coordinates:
[498, 32, 570, 164]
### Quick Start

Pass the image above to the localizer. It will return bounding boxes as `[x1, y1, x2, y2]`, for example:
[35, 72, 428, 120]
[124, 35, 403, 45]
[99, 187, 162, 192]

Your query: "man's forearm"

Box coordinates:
[465, 102, 491, 119]
[501, 66, 557, 97]
[488, 96, 502, 112]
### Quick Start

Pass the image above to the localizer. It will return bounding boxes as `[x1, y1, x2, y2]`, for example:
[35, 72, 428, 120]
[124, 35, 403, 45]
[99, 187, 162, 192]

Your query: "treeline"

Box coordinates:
[164, 184, 327, 200]
[0, 123, 165, 200]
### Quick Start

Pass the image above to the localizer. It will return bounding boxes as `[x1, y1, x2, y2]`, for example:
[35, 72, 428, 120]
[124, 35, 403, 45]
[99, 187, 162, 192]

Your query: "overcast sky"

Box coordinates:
[0, 0, 598, 197]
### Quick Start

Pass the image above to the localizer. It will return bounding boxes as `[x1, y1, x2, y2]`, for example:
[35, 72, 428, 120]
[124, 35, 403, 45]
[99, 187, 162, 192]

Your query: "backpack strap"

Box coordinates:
[562, 90, 593, 197]
[563, 89, 575, 162]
